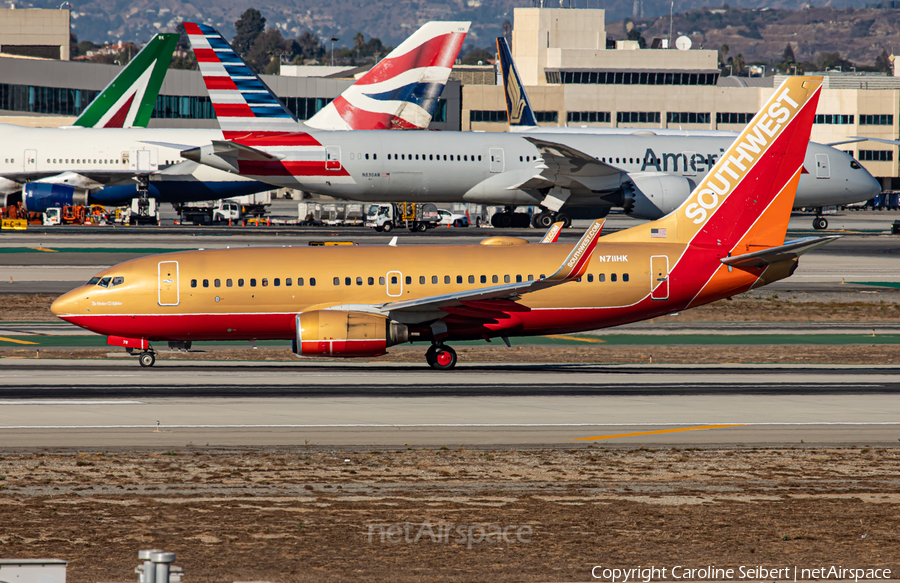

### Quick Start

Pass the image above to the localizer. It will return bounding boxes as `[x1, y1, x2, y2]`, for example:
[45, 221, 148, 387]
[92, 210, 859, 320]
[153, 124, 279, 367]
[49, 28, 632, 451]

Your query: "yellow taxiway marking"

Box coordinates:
[29, 247, 58, 253]
[545, 334, 606, 344]
[0, 336, 39, 345]
[574, 424, 747, 441]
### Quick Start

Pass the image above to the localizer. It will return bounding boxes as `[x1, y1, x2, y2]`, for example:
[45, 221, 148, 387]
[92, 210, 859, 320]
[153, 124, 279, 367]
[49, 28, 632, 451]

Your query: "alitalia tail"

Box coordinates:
[51, 76, 836, 370]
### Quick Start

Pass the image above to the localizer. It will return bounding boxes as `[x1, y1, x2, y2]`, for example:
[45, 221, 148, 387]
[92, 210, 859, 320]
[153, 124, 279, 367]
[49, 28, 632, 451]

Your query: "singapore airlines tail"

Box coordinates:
[307, 22, 470, 130]
[496, 36, 537, 128]
[73, 33, 179, 128]
[183, 22, 302, 134]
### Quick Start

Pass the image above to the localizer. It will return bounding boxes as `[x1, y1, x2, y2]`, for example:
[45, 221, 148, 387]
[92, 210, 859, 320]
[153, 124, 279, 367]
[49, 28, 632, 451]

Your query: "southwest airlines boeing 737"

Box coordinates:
[180, 24, 879, 231]
[53, 76, 837, 370]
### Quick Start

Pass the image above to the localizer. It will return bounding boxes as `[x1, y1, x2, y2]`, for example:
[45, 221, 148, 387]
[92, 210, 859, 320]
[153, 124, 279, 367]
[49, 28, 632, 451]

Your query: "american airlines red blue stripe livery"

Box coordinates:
[53, 76, 839, 369]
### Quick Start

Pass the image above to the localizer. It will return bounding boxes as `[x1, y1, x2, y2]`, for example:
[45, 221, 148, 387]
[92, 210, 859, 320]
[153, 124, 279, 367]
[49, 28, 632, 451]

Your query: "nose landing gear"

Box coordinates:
[425, 344, 457, 370]
[138, 351, 156, 368]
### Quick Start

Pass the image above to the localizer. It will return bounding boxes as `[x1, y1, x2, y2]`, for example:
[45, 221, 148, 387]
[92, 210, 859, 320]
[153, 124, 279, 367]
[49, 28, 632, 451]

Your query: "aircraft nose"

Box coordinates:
[51, 289, 81, 318]
[861, 170, 883, 198]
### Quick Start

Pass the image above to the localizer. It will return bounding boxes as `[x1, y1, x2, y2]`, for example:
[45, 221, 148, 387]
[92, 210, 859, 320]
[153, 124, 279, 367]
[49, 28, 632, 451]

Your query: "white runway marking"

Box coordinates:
[1, 422, 899, 429]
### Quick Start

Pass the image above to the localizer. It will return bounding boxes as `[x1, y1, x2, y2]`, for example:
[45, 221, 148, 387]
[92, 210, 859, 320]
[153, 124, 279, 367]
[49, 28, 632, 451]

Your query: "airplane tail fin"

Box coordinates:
[183, 22, 302, 135]
[496, 37, 537, 128]
[606, 76, 822, 252]
[73, 33, 178, 128]
[307, 22, 469, 130]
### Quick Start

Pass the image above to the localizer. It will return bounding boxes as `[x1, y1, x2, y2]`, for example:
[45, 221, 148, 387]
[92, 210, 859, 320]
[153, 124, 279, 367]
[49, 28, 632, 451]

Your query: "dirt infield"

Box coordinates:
[0, 447, 896, 583]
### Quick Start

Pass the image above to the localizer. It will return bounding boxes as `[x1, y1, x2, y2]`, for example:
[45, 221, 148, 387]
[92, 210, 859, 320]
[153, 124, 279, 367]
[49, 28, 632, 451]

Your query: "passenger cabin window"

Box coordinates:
[203, 279, 209, 288]
[405, 276, 412, 285]
[420, 276, 426, 284]
[468, 275, 475, 284]
[334, 277, 340, 286]
[444, 276, 451, 284]
[368, 277, 374, 285]
[274, 278, 281, 287]
[492, 275, 498, 283]
[297, 278, 304, 286]
[262, 278, 268, 287]
[250, 279, 257, 287]
[378, 276, 385, 285]
[345, 277, 351, 286]
[516, 275, 522, 283]
[623, 273, 629, 282]
[357, 277, 363, 286]
[598, 274, 606, 282]
[457, 275, 463, 284]
[310, 278, 316, 286]
[587, 274, 594, 282]
[611, 274, 617, 282]
[226, 279, 233, 287]
[190, 279, 197, 288]
[391, 276, 398, 284]
[214, 279, 221, 287]
[432, 275, 438, 284]
[286, 278, 292, 286]
[238, 279, 244, 287]
[503, 275, 510, 283]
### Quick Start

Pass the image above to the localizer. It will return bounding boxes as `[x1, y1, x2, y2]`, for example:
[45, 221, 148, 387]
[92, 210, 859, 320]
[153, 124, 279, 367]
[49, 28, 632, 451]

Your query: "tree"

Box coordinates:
[719, 43, 729, 66]
[626, 27, 646, 48]
[501, 19, 512, 43]
[293, 31, 325, 62]
[245, 28, 285, 74]
[782, 43, 795, 63]
[461, 48, 492, 65]
[353, 32, 365, 60]
[233, 8, 265, 56]
[875, 49, 892, 73]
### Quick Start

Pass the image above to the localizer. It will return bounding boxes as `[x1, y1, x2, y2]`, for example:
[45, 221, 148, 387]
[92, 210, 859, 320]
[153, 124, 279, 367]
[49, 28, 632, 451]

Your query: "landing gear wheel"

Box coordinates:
[139, 352, 156, 368]
[491, 213, 513, 228]
[428, 345, 457, 370]
[533, 211, 555, 229]
[511, 213, 531, 228]
[813, 217, 828, 230]
[556, 213, 572, 228]
[382, 222, 393, 232]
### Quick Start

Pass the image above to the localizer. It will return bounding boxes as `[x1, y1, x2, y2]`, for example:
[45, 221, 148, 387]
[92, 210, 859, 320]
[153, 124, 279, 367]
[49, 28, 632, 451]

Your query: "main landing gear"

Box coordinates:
[531, 210, 571, 229]
[812, 207, 828, 231]
[425, 344, 457, 370]
[490, 206, 531, 228]
[138, 351, 156, 367]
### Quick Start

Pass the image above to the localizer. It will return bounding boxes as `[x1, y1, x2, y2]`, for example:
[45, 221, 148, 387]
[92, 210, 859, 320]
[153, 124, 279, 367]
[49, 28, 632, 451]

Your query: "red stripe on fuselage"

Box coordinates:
[237, 160, 350, 177]
[225, 132, 322, 147]
[356, 32, 466, 86]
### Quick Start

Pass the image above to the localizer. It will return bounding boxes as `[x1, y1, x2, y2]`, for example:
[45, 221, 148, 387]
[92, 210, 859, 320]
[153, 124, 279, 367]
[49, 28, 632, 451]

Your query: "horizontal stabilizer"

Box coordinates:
[212, 140, 280, 161]
[721, 235, 840, 269]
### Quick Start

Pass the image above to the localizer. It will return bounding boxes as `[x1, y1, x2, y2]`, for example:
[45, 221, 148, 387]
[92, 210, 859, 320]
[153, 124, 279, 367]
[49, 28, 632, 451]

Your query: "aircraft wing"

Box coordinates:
[520, 136, 626, 193]
[849, 136, 900, 146]
[0, 170, 146, 189]
[722, 235, 841, 269]
[379, 219, 604, 314]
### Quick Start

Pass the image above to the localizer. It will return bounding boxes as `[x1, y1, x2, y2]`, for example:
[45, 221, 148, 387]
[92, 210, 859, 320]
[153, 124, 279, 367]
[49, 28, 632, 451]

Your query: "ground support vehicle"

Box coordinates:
[366, 202, 441, 232]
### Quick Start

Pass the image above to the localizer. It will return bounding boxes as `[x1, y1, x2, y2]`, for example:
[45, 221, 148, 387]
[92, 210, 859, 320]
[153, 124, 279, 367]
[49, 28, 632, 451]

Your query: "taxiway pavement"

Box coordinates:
[0, 360, 897, 448]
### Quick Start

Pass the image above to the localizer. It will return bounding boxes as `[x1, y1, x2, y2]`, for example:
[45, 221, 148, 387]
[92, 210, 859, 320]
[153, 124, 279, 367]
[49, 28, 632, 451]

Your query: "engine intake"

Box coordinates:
[23, 182, 89, 213]
[623, 172, 694, 220]
[293, 310, 409, 357]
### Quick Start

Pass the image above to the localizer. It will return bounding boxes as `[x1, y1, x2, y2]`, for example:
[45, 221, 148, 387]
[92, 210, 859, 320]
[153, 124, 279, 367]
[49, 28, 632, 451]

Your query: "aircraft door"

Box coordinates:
[158, 261, 179, 306]
[815, 153, 830, 178]
[136, 150, 152, 172]
[489, 148, 504, 173]
[650, 255, 669, 300]
[326, 146, 342, 170]
[386, 271, 403, 297]
[23, 150, 36, 173]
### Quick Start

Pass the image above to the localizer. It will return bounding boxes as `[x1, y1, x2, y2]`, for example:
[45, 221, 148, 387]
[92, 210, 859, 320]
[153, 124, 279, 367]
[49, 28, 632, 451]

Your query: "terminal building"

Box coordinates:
[0, 6, 897, 189]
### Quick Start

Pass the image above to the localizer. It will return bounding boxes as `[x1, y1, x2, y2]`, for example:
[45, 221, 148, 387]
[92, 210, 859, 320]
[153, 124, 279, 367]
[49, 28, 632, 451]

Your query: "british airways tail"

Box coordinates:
[183, 22, 302, 134]
[496, 36, 537, 128]
[307, 22, 469, 130]
[73, 33, 178, 128]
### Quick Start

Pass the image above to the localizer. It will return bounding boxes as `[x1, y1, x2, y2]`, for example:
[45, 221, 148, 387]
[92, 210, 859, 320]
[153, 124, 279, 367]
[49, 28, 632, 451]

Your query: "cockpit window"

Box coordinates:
[88, 277, 101, 285]
[850, 160, 862, 170]
[98, 277, 111, 288]
[112, 276, 124, 287]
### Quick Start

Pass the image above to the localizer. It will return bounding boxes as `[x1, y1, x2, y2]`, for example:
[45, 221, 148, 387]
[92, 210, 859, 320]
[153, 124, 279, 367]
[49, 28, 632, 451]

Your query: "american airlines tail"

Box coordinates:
[307, 22, 469, 130]
[73, 33, 179, 128]
[183, 22, 302, 135]
[496, 36, 537, 128]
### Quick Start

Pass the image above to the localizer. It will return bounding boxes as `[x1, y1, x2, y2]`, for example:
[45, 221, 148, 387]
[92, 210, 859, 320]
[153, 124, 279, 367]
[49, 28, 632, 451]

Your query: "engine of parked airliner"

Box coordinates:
[293, 310, 409, 357]
[623, 172, 694, 220]
[23, 182, 89, 213]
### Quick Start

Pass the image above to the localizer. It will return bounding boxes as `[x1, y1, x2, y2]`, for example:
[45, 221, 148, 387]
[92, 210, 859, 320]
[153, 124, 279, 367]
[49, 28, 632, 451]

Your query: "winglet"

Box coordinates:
[547, 219, 605, 281]
[539, 221, 564, 243]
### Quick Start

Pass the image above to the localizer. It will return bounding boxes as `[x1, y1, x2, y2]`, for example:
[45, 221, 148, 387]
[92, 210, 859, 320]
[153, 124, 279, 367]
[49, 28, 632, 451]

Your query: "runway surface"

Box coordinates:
[1, 360, 898, 448]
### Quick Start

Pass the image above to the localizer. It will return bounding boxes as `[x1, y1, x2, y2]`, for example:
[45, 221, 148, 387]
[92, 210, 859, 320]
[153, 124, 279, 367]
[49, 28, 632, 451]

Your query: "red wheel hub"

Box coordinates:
[436, 351, 452, 366]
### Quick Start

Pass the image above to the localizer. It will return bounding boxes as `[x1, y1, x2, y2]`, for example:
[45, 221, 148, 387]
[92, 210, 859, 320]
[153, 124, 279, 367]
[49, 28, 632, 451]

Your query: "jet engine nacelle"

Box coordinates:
[23, 182, 89, 213]
[623, 172, 694, 220]
[292, 310, 409, 357]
